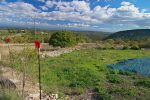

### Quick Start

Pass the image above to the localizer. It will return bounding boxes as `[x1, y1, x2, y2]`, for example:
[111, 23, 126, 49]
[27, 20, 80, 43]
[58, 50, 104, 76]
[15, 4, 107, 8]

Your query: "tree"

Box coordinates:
[49, 31, 77, 47]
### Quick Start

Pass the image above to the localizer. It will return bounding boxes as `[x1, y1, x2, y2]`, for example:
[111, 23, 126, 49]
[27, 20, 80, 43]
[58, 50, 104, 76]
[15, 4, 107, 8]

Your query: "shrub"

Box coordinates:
[95, 87, 111, 100]
[114, 39, 125, 45]
[109, 87, 137, 97]
[119, 71, 135, 76]
[106, 74, 123, 84]
[130, 42, 140, 50]
[109, 69, 119, 75]
[49, 31, 77, 47]
[131, 44, 140, 50]
[105, 39, 115, 44]
[122, 45, 130, 50]
[135, 80, 150, 88]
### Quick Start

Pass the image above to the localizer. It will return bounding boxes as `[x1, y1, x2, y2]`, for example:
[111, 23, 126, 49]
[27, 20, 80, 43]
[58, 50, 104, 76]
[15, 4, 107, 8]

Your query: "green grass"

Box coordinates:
[11, 48, 150, 99]
[0, 89, 22, 100]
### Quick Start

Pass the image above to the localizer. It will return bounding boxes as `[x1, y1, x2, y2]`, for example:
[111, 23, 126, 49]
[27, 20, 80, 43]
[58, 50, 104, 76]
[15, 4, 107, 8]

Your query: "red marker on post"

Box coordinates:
[35, 39, 40, 49]
[6, 38, 10, 43]
[34, 39, 42, 100]
[6, 38, 10, 51]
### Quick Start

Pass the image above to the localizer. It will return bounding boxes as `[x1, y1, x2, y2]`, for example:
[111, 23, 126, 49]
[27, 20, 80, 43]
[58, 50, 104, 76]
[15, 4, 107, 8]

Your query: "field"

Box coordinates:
[0, 29, 150, 99]
[7, 48, 150, 99]
[1, 0, 150, 99]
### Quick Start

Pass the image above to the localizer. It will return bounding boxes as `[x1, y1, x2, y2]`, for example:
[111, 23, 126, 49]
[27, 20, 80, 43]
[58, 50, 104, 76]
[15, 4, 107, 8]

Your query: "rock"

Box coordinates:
[9, 79, 20, 83]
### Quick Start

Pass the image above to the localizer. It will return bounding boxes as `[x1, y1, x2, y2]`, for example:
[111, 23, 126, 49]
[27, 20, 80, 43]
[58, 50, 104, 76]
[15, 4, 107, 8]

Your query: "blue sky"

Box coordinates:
[0, 0, 150, 32]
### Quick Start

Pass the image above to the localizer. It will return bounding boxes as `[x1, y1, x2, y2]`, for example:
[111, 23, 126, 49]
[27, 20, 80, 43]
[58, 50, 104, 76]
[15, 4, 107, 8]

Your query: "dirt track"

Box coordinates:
[0, 43, 99, 60]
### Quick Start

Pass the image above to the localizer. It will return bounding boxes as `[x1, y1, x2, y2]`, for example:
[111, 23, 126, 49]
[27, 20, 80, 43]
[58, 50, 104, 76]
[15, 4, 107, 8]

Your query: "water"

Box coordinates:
[108, 58, 150, 76]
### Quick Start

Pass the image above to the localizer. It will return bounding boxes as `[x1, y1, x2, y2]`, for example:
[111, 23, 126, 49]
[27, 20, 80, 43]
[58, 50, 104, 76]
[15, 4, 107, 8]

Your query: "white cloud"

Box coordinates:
[57, 23, 90, 28]
[92, 5, 116, 19]
[40, 6, 48, 11]
[46, 1, 90, 12]
[121, 1, 132, 6]
[1, 1, 150, 31]
[46, 1, 57, 8]
[0, 2, 39, 17]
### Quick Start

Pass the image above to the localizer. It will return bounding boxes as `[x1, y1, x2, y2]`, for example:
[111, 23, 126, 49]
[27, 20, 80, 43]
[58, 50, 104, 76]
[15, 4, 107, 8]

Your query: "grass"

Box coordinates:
[9, 48, 150, 99]
[106, 74, 123, 84]
[0, 89, 22, 100]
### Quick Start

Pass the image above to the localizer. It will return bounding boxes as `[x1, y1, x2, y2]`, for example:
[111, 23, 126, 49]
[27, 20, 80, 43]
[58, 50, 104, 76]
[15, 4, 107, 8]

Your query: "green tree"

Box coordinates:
[49, 31, 77, 47]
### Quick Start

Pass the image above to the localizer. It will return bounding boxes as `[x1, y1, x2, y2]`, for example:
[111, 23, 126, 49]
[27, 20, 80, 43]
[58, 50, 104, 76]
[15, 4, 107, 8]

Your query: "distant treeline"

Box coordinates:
[1, 28, 150, 49]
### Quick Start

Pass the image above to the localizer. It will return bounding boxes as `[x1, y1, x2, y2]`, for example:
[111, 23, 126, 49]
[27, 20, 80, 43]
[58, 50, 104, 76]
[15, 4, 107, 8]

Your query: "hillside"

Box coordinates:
[106, 29, 150, 40]
[76, 31, 110, 40]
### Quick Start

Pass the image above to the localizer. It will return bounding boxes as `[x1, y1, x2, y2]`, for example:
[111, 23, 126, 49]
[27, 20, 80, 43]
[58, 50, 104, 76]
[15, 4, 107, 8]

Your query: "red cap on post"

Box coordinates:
[6, 38, 10, 43]
[35, 39, 40, 49]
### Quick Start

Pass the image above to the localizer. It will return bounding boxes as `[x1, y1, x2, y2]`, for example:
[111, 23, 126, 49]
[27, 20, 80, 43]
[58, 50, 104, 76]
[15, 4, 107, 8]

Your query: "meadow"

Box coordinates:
[7, 48, 150, 99]
[0, 29, 150, 99]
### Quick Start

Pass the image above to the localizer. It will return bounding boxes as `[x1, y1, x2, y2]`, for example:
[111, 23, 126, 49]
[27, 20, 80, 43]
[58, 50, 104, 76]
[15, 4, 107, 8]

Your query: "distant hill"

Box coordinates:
[76, 31, 110, 40]
[105, 29, 150, 40]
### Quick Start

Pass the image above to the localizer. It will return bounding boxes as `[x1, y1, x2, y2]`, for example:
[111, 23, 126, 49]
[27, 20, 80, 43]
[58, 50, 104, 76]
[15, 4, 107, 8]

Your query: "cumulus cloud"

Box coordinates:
[0, 1, 150, 31]
[40, 6, 48, 11]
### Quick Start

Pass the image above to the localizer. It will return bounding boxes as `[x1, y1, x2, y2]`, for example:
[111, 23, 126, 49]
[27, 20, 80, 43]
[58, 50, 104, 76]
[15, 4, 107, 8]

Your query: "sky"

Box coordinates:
[0, 0, 150, 32]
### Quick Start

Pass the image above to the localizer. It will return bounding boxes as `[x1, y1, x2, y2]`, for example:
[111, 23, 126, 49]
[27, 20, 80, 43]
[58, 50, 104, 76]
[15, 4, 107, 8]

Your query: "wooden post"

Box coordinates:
[6, 38, 14, 78]
[21, 57, 26, 99]
[35, 39, 41, 100]
[0, 53, 1, 61]
[38, 48, 41, 100]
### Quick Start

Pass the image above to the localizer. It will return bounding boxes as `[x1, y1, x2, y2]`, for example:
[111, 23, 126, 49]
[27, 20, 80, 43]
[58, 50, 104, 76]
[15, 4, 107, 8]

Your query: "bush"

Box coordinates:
[119, 71, 134, 76]
[131, 44, 140, 50]
[130, 42, 140, 50]
[95, 87, 111, 100]
[106, 74, 123, 84]
[49, 31, 77, 47]
[122, 45, 130, 50]
[135, 80, 150, 88]
[105, 39, 115, 44]
[109, 69, 119, 75]
[109, 87, 137, 97]
[114, 39, 125, 45]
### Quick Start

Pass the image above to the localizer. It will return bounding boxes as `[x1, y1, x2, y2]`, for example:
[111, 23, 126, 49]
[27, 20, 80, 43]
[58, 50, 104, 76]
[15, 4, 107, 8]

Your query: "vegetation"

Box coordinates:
[106, 29, 150, 41]
[0, 64, 21, 100]
[0, 89, 22, 100]
[135, 80, 150, 88]
[7, 48, 150, 99]
[106, 74, 123, 84]
[105, 29, 150, 49]
[1, 28, 150, 99]
[0, 29, 91, 44]
[49, 31, 78, 47]
[1, 28, 150, 50]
